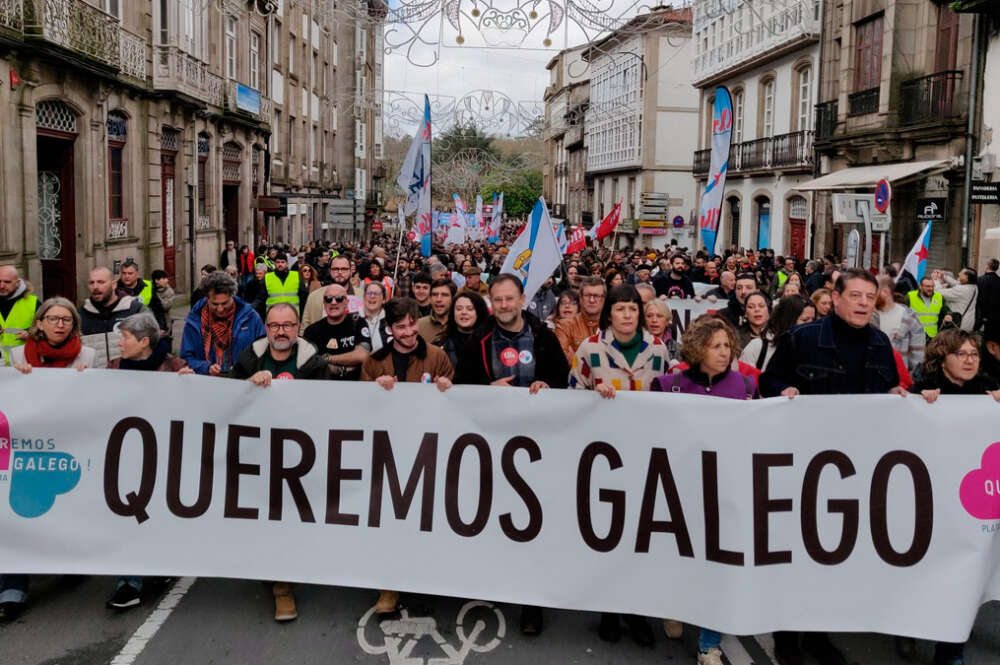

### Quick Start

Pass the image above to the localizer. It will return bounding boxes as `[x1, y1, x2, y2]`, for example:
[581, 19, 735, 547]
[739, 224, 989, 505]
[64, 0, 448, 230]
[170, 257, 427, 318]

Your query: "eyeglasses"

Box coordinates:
[582, 293, 604, 300]
[331, 267, 351, 272]
[953, 351, 980, 361]
[43, 315, 73, 326]
[323, 295, 347, 304]
[365, 291, 382, 298]
[266, 322, 299, 332]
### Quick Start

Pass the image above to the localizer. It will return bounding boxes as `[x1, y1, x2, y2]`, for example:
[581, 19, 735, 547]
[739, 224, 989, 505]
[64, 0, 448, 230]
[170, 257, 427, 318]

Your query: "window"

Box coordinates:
[107, 112, 127, 221]
[225, 15, 237, 79]
[853, 15, 883, 92]
[273, 23, 281, 64]
[198, 133, 210, 218]
[184, 0, 194, 45]
[761, 78, 775, 137]
[250, 32, 260, 90]
[732, 89, 744, 143]
[105, 0, 119, 18]
[797, 67, 812, 130]
[158, 0, 168, 44]
[288, 38, 295, 75]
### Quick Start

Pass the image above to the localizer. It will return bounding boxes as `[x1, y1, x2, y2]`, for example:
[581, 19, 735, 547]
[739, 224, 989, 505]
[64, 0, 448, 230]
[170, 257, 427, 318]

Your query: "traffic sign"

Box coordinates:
[874, 179, 891, 213]
[831, 193, 891, 232]
[672, 215, 685, 228]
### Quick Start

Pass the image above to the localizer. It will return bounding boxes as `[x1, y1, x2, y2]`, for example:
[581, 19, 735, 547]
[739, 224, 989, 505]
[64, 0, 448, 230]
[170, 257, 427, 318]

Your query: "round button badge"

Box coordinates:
[500, 348, 519, 367]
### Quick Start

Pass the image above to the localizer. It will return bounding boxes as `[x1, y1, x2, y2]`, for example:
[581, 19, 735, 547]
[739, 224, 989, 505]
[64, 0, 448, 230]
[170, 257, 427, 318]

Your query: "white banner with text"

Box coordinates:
[2, 369, 1000, 641]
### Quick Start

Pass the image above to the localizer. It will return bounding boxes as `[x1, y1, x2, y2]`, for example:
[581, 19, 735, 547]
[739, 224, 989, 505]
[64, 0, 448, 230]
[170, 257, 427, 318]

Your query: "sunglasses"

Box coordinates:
[323, 295, 348, 304]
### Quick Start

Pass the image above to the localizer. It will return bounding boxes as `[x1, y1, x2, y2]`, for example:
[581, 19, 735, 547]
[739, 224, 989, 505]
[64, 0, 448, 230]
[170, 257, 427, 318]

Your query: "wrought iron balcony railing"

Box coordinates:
[900, 70, 964, 126]
[0, 0, 23, 32]
[24, 0, 120, 69]
[693, 131, 814, 177]
[848, 87, 879, 116]
[119, 28, 146, 82]
[153, 45, 224, 107]
[815, 99, 838, 139]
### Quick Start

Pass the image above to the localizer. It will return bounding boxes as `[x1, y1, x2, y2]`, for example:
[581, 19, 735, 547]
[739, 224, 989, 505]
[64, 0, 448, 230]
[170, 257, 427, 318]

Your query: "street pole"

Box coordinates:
[859, 201, 873, 271]
[188, 182, 195, 295]
[962, 12, 983, 268]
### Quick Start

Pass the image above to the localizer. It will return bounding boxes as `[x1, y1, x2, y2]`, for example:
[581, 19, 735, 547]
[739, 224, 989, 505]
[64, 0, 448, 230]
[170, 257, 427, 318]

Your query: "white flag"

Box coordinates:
[501, 197, 562, 303]
[396, 95, 431, 216]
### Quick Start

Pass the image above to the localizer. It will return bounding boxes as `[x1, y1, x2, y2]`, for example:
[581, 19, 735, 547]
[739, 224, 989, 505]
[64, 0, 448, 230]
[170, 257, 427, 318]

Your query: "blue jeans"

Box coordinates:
[0, 574, 29, 604]
[115, 576, 144, 591]
[699, 628, 721, 651]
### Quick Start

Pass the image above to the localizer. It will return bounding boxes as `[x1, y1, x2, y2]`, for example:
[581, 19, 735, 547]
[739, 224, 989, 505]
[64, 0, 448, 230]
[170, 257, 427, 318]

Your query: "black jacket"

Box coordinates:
[454, 311, 569, 387]
[977, 272, 1000, 329]
[760, 315, 899, 396]
[910, 370, 999, 395]
[228, 337, 330, 380]
[79, 296, 145, 335]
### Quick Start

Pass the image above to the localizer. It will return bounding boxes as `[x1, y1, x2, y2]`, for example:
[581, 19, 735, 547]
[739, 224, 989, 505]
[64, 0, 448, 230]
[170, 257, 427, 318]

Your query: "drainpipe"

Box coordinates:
[962, 12, 983, 268]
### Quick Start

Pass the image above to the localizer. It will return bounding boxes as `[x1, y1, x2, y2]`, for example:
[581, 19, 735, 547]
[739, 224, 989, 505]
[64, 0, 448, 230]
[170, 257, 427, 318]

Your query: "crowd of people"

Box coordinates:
[2, 231, 1000, 665]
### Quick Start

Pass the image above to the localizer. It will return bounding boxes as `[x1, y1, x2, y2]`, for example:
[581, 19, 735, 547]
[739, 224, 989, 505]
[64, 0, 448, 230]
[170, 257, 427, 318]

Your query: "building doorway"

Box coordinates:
[222, 185, 240, 246]
[755, 196, 771, 250]
[36, 132, 77, 303]
[161, 128, 179, 285]
[788, 196, 808, 260]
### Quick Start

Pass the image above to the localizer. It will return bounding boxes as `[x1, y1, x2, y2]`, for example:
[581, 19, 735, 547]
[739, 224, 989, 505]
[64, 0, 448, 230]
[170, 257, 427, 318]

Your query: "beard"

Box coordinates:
[272, 337, 293, 351]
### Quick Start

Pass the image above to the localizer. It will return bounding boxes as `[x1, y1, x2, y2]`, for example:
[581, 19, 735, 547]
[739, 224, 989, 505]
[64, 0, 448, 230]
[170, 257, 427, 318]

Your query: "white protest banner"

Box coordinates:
[692, 282, 716, 297]
[664, 297, 721, 343]
[2, 369, 1000, 641]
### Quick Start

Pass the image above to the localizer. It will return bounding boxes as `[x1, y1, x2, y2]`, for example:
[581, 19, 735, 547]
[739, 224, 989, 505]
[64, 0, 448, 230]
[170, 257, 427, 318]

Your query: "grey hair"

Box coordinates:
[634, 283, 656, 300]
[118, 311, 161, 346]
[428, 262, 448, 277]
[200, 270, 238, 296]
[31, 297, 81, 339]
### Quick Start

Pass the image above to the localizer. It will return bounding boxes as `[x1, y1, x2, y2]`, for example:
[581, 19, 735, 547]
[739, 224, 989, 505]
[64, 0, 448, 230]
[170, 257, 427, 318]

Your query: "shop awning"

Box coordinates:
[795, 160, 952, 191]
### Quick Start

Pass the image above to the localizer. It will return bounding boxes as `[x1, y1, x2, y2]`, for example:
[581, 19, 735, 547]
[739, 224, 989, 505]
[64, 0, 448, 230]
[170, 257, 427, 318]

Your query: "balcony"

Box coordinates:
[224, 80, 270, 124]
[24, 0, 120, 70]
[153, 45, 224, 107]
[1, 0, 23, 33]
[692, 2, 820, 84]
[900, 70, 964, 127]
[565, 124, 584, 147]
[693, 131, 814, 176]
[119, 28, 146, 82]
[848, 87, 879, 116]
[815, 99, 838, 139]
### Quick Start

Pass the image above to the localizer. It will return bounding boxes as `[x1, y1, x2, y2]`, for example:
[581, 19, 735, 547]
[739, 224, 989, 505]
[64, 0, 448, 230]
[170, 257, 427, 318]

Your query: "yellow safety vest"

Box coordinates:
[777, 271, 789, 288]
[908, 290, 943, 338]
[0, 294, 39, 366]
[136, 279, 153, 306]
[265, 271, 301, 310]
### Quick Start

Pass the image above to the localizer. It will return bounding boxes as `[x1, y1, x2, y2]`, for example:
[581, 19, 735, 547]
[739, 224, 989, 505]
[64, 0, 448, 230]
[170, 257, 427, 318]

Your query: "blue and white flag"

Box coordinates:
[553, 220, 568, 254]
[501, 197, 562, 302]
[396, 95, 431, 216]
[488, 193, 503, 243]
[902, 220, 933, 283]
[698, 87, 733, 255]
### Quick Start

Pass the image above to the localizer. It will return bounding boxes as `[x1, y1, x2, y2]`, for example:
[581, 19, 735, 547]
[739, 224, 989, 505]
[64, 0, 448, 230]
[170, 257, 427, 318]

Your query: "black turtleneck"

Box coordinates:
[830, 313, 870, 393]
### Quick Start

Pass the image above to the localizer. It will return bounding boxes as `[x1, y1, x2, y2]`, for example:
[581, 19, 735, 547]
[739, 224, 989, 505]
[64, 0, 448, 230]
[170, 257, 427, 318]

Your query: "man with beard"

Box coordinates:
[0, 265, 39, 366]
[263, 252, 310, 314]
[303, 284, 371, 380]
[180, 271, 265, 375]
[116, 259, 167, 329]
[79, 267, 145, 335]
[652, 253, 695, 298]
[228, 302, 328, 622]
[302, 255, 357, 329]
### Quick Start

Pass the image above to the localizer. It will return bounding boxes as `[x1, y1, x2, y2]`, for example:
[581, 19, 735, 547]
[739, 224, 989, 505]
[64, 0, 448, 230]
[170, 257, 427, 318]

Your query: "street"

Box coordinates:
[3, 576, 1000, 665]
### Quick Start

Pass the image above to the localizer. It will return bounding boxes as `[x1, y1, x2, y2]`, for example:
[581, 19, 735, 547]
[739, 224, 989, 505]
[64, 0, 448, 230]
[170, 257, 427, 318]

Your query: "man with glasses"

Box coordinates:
[228, 302, 328, 622]
[180, 271, 265, 376]
[301, 255, 356, 329]
[555, 276, 606, 363]
[303, 284, 371, 380]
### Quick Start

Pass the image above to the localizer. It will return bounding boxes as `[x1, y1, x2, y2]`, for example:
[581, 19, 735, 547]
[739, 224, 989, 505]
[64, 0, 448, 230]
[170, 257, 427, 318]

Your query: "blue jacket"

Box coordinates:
[180, 297, 266, 375]
[760, 315, 898, 396]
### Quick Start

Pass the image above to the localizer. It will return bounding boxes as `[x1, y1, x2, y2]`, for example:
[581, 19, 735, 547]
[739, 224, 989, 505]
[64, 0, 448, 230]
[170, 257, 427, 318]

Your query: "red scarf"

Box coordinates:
[23, 335, 83, 368]
[201, 301, 236, 365]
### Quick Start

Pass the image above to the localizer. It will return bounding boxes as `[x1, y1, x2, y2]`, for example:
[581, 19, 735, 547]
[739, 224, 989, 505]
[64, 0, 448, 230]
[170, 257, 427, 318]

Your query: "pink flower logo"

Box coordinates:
[0, 409, 10, 472]
[960, 442, 1000, 519]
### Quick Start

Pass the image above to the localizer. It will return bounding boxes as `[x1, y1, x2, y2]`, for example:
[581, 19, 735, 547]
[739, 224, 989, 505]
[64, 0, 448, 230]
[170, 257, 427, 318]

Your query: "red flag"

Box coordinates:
[564, 226, 587, 254]
[589, 202, 622, 241]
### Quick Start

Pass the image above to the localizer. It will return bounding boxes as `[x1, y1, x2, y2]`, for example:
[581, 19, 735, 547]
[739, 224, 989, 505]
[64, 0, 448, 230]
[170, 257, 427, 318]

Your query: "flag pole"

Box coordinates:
[392, 213, 407, 285]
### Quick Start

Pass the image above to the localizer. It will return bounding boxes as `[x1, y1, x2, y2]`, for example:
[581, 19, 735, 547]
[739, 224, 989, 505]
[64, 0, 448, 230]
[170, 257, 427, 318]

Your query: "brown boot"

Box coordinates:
[375, 590, 399, 614]
[273, 582, 297, 622]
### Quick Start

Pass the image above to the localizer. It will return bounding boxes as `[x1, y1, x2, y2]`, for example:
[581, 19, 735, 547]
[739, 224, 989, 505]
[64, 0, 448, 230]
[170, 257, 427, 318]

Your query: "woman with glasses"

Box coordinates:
[10, 297, 95, 372]
[362, 282, 390, 353]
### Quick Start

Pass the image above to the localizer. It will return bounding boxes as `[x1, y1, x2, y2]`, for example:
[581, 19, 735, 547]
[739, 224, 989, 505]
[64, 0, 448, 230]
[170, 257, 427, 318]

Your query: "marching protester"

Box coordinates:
[79, 267, 145, 335]
[411, 272, 434, 317]
[932, 268, 978, 332]
[244, 264, 269, 320]
[442, 291, 490, 368]
[705, 270, 735, 301]
[810, 287, 833, 318]
[548, 288, 580, 329]
[0, 264, 38, 365]
[568, 285, 671, 648]
[454, 273, 569, 637]
[651, 315, 756, 665]
[361, 281, 390, 352]
[298, 262, 323, 294]
[11, 297, 95, 372]
[361, 297, 454, 619]
[117, 259, 167, 329]
[739, 296, 815, 372]
[721, 273, 758, 329]
[555, 276, 606, 363]
[762, 268, 902, 665]
[643, 298, 673, 345]
[263, 253, 309, 315]
[302, 284, 371, 380]
[301, 255, 358, 329]
[908, 276, 953, 340]
[737, 291, 771, 348]
[977, 258, 1000, 330]
[872, 276, 926, 373]
[418, 278, 454, 346]
[180, 271, 265, 376]
[459, 265, 489, 297]
[652, 253, 695, 299]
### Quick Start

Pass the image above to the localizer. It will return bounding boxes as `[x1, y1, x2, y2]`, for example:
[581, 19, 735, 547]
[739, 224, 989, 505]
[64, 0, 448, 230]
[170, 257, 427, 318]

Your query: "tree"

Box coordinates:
[432, 123, 499, 165]
[480, 169, 542, 219]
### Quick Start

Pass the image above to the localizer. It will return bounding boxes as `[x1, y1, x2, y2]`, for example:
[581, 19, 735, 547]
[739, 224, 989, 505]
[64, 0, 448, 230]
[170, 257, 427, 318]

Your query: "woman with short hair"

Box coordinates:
[10, 297, 94, 372]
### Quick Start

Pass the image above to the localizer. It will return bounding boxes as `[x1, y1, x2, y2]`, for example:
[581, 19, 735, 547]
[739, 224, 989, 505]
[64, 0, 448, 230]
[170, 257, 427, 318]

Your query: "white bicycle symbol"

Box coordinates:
[356, 600, 506, 665]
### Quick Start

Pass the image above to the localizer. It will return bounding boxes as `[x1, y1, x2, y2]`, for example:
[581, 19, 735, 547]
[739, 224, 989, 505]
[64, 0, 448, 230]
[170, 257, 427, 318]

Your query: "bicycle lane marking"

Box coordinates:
[108, 577, 198, 665]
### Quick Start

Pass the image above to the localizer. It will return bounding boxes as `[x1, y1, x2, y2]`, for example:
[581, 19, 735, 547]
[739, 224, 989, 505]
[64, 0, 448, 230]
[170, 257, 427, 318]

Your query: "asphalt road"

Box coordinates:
[3, 576, 1000, 665]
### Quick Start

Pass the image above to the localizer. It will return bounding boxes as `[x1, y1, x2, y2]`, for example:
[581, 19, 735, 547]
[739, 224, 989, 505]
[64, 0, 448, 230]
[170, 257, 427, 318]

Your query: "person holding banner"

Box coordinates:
[0, 265, 38, 366]
[761, 268, 902, 665]
[10, 297, 96, 373]
[442, 291, 489, 368]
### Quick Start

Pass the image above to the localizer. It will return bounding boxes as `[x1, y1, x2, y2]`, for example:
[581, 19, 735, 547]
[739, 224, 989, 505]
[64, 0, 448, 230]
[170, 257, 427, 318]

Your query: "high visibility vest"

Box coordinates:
[255, 256, 275, 271]
[363, 276, 394, 300]
[908, 290, 943, 338]
[0, 294, 38, 366]
[136, 279, 153, 306]
[265, 270, 301, 310]
[777, 271, 789, 289]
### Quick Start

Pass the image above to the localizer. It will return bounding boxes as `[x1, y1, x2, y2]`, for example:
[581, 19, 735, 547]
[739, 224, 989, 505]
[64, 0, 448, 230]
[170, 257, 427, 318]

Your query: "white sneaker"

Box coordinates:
[697, 647, 724, 665]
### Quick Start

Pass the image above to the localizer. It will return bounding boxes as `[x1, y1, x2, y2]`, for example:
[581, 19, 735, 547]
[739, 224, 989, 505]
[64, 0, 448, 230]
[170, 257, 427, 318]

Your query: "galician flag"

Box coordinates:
[698, 87, 734, 254]
[501, 197, 563, 302]
[902, 221, 933, 283]
[453, 193, 467, 216]
[396, 95, 431, 216]
[589, 201, 622, 241]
